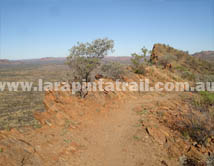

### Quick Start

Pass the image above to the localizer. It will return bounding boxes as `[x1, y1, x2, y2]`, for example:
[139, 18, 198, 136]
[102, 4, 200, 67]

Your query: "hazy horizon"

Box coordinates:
[0, 0, 214, 60]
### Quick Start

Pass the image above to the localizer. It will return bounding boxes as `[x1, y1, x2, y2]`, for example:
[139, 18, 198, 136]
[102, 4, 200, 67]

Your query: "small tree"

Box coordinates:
[141, 47, 148, 61]
[67, 38, 114, 97]
[131, 46, 150, 74]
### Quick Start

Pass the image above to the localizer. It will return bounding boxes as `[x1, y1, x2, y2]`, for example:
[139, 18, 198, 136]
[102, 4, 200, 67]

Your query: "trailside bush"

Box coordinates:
[67, 38, 114, 97]
[158, 54, 178, 66]
[67, 38, 114, 82]
[172, 112, 214, 145]
[100, 62, 125, 80]
[132, 63, 146, 74]
[131, 47, 150, 75]
[181, 71, 196, 81]
[199, 91, 214, 107]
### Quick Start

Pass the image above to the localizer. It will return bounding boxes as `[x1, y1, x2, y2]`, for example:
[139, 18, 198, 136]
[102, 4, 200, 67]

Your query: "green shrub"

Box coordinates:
[173, 112, 214, 145]
[175, 65, 188, 72]
[181, 71, 196, 81]
[199, 91, 214, 106]
[131, 47, 150, 75]
[67, 38, 114, 82]
[193, 92, 214, 113]
[100, 62, 125, 80]
[158, 54, 177, 66]
[67, 38, 114, 97]
[197, 74, 214, 82]
[133, 63, 146, 74]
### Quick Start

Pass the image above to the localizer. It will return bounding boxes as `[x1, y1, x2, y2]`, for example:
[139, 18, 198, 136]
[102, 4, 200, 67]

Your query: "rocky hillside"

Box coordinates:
[150, 44, 214, 82]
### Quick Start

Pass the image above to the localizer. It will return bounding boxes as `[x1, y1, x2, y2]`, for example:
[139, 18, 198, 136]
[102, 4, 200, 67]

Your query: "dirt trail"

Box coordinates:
[0, 94, 180, 166]
[67, 98, 178, 166]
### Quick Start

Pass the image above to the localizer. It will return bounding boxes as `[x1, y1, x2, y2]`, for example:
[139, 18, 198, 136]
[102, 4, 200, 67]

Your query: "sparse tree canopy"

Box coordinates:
[141, 47, 148, 58]
[67, 38, 114, 83]
[67, 38, 114, 97]
[68, 38, 114, 59]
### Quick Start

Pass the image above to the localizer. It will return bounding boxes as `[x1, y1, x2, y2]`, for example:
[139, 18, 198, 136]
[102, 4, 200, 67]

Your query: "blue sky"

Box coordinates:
[0, 0, 214, 60]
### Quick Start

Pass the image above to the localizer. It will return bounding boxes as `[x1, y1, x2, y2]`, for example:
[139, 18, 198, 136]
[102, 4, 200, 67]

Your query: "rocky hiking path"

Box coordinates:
[66, 97, 178, 166]
[0, 94, 180, 166]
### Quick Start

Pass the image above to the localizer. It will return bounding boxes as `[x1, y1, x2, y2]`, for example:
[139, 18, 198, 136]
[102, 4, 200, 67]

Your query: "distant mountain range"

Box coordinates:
[0, 57, 66, 65]
[0, 56, 132, 65]
[1, 51, 214, 65]
[192, 51, 214, 61]
[0, 59, 23, 65]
